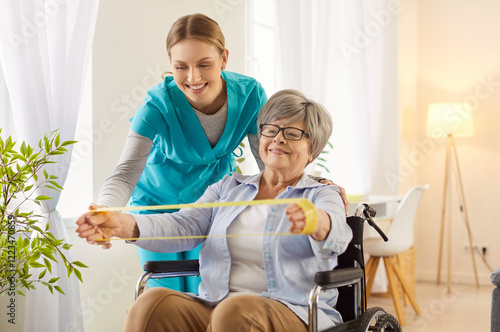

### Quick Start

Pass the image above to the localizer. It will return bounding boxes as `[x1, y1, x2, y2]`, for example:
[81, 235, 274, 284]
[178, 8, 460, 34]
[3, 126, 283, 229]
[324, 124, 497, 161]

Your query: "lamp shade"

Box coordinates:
[426, 103, 474, 138]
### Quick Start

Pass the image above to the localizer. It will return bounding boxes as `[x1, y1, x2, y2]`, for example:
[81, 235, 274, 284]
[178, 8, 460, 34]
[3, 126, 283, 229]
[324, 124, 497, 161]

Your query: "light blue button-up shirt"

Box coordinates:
[133, 172, 352, 330]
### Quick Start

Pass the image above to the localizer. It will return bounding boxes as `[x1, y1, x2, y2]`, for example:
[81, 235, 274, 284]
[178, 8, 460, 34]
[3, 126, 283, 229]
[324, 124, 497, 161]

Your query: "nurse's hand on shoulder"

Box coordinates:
[75, 203, 138, 249]
[320, 179, 349, 214]
[285, 203, 331, 242]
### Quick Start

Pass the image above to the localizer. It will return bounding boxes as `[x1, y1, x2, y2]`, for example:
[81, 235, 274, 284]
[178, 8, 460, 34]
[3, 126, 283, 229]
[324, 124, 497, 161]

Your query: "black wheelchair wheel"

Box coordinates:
[354, 307, 401, 332]
[372, 314, 401, 332]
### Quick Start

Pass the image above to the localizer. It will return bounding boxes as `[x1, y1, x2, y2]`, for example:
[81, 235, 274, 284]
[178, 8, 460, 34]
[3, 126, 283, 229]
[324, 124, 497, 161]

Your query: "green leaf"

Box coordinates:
[55, 134, 60, 147]
[43, 258, 52, 273]
[20, 279, 29, 288]
[45, 139, 51, 153]
[48, 284, 54, 294]
[73, 268, 83, 283]
[54, 285, 65, 295]
[72, 260, 88, 268]
[43, 169, 49, 179]
[29, 261, 45, 268]
[31, 251, 41, 261]
[61, 140, 77, 146]
[34, 195, 52, 201]
[38, 269, 47, 280]
[48, 277, 60, 284]
[316, 163, 330, 174]
[62, 243, 72, 250]
[48, 181, 63, 189]
[30, 225, 43, 233]
[26, 145, 33, 157]
[5, 135, 12, 149]
[67, 264, 74, 278]
[42, 251, 57, 262]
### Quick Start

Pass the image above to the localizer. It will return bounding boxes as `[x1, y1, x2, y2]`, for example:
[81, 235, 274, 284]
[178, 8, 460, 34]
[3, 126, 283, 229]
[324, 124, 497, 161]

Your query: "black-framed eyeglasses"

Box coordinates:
[260, 124, 309, 141]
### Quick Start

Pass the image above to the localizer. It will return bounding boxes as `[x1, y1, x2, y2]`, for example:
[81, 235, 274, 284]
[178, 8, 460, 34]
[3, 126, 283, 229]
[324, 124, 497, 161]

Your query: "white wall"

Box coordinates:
[398, 0, 500, 285]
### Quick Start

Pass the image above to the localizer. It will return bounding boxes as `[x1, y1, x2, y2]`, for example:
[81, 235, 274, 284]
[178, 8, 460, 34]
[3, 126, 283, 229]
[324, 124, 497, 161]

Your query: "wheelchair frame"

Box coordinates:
[134, 204, 402, 332]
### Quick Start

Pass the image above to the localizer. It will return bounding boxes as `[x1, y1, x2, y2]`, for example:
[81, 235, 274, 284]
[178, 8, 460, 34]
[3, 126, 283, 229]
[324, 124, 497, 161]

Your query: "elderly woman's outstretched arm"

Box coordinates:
[75, 204, 139, 249]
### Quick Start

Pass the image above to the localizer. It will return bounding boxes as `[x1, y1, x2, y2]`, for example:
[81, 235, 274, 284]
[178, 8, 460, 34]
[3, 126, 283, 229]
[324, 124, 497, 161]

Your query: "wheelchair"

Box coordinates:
[134, 204, 402, 332]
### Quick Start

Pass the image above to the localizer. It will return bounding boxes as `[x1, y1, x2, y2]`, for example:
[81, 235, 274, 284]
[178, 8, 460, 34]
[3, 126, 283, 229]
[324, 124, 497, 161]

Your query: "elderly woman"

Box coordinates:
[76, 89, 352, 332]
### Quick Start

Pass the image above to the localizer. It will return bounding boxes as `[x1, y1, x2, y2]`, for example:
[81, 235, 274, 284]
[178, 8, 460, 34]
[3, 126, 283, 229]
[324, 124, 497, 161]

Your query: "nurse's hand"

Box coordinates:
[319, 179, 349, 214]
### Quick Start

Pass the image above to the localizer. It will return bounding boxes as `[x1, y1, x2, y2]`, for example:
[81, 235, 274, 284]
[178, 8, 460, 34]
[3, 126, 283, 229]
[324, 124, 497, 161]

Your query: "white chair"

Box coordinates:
[363, 185, 429, 326]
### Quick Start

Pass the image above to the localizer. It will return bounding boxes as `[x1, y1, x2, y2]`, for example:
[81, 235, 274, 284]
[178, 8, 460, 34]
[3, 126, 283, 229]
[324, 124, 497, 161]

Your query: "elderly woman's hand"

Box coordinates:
[75, 203, 138, 249]
[285, 204, 331, 241]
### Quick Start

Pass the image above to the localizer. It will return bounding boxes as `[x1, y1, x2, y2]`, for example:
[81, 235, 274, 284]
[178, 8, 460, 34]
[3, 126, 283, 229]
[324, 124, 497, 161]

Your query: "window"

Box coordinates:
[246, 0, 399, 194]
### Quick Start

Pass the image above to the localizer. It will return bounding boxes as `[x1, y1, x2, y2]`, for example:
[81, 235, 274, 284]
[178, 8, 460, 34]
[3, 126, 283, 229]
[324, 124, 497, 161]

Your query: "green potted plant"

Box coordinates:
[314, 141, 333, 176]
[0, 129, 87, 296]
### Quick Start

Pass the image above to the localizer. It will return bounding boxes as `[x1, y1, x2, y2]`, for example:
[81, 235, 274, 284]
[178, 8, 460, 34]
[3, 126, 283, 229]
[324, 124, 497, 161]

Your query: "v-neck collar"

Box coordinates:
[168, 72, 234, 157]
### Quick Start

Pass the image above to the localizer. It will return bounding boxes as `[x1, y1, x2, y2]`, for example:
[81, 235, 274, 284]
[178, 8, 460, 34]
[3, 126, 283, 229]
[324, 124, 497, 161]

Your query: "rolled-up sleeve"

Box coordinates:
[308, 186, 352, 259]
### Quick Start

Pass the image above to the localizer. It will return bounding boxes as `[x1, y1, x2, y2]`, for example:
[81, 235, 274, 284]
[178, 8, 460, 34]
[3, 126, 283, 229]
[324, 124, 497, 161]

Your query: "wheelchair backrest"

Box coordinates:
[335, 216, 365, 322]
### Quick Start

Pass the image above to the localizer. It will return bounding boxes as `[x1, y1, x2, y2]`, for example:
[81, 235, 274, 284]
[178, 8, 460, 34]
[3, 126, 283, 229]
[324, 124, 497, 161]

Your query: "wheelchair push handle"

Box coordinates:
[354, 203, 389, 242]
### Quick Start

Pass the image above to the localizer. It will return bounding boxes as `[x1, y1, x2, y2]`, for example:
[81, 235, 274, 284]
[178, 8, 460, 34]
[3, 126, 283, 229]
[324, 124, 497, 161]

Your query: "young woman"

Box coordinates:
[96, 13, 266, 292]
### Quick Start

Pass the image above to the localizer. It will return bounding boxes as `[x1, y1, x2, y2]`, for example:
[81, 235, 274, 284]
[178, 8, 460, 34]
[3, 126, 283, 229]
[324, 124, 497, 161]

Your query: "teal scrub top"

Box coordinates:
[129, 71, 267, 212]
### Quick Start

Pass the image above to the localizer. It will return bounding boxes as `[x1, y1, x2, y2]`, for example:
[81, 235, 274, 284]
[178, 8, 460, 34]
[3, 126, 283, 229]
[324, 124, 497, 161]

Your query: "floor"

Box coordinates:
[368, 282, 493, 331]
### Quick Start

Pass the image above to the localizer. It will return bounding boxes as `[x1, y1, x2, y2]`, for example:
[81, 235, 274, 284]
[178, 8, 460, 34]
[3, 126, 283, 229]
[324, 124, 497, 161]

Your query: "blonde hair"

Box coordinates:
[166, 13, 225, 58]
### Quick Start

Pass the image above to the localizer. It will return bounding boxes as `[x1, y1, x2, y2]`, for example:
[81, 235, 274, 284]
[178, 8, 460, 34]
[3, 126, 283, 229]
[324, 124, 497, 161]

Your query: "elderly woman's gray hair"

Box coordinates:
[257, 89, 333, 162]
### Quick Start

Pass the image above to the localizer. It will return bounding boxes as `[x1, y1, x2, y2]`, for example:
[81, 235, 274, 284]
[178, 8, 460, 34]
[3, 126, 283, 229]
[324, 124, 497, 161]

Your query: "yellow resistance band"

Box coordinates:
[92, 198, 317, 241]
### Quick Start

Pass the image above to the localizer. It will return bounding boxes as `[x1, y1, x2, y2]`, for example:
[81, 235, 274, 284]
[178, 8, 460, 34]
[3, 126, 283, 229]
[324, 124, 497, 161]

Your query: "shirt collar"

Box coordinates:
[231, 171, 322, 190]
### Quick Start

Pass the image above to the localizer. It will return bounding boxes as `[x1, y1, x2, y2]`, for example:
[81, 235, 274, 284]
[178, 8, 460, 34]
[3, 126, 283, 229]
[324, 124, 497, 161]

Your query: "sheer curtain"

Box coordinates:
[0, 1, 99, 331]
[275, 0, 332, 102]
[274, 0, 392, 194]
[336, 0, 386, 194]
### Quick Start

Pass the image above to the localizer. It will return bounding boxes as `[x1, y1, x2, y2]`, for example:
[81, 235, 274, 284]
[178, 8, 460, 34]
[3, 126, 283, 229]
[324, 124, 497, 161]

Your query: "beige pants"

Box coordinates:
[123, 288, 308, 332]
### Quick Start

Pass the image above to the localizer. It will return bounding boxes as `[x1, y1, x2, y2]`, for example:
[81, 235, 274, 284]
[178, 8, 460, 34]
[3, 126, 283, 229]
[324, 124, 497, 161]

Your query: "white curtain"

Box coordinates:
[0, 63, 15, 138]
[275, 0, 331, 102]
[338, 0, 385, 195]
[274, 0, 388, 194]
[0, 1, 99, 331]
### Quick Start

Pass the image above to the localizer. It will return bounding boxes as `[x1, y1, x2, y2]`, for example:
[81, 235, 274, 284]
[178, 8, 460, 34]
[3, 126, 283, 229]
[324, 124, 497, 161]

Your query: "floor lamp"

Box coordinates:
[426, 103, 479, 293]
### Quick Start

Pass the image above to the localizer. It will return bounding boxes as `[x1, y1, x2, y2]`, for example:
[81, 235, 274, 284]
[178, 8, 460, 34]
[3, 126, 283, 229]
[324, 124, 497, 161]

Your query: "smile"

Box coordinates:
[186, 83, 208, 94]
[269, 148, 289, 155]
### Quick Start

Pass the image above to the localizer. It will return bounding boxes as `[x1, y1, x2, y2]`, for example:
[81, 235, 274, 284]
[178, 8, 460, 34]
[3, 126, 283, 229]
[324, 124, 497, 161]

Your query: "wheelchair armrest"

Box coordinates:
[144, 259, 200, 274]
[314, 267, 363, 287]
[135, 260, 200, 300]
